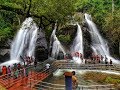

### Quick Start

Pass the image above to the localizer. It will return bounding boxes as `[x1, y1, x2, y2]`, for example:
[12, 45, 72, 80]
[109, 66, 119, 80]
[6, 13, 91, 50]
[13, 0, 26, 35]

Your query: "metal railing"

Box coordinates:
[53, 60, 120, 71]
[0, 60, 119, 90]
[77, 84, 115, 90]
[33, 81, 115, 90]
[31, 60, 119, 90]
[27, 61, 58, 89]
[0, 59, 54, 89]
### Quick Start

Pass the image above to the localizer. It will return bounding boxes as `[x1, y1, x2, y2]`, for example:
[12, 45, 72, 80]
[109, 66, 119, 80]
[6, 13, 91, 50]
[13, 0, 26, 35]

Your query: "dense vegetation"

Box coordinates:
[0, 0, 120, 56]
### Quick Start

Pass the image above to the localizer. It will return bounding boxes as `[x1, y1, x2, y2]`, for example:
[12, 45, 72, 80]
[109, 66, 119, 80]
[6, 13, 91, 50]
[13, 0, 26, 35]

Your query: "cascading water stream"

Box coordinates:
[84, 13, 119, 63]
[71, 23, 83, 64]
[50, 25, 66, 59]
[0, 17, 38, 66]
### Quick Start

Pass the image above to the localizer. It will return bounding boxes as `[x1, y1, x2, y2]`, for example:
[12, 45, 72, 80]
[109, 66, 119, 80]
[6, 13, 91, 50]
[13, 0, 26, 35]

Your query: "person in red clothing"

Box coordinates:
[17, 63, 21, 70]
[64, 54, 68, 60]
[96, 55, 100, 63]
[75, 52, 79, 57]
[2, 66, 7, 79]
[3, 66, 7, 75]
[2, 66, 5, 75]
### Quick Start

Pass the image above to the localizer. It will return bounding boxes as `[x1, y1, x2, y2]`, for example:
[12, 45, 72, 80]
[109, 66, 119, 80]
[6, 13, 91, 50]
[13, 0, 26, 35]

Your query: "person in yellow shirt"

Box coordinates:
[72, 71, 78, 90]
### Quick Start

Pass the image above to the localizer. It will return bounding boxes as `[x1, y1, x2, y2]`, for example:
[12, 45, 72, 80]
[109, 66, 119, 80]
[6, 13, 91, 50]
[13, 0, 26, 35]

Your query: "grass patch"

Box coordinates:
[82, 71, 120, 89]
[82, 71, 120, 84]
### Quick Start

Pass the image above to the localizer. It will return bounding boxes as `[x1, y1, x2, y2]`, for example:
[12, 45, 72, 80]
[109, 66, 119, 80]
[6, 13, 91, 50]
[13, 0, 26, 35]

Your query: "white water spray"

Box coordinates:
[0, 17, 38, 66]
[71, 23, 83, 64]
[84, 13, 119, 63]
[50, 25, 66, 59]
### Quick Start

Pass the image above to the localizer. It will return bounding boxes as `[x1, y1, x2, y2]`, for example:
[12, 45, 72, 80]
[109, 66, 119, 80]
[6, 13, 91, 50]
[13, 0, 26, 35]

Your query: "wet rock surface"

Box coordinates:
[0, 39, 11, 62]
[35, 30, 48, 61]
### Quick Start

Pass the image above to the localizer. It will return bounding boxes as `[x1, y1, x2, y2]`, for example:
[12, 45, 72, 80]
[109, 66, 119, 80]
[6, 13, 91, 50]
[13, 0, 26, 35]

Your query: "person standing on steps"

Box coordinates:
[110, 59, 113, 66]
[105, 55, 108, 66]
[72, 71, 78, 90]
[100, 55, 104, 63]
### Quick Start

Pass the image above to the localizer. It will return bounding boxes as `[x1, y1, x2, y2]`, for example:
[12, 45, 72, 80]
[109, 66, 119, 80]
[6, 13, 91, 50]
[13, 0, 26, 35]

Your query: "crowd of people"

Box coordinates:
[85, 54, 113, 65]
[64, 52, 84, 61]
[1, 56, 37, 79]
[0, 52, 113, 80]
[64, 52, 113, 65]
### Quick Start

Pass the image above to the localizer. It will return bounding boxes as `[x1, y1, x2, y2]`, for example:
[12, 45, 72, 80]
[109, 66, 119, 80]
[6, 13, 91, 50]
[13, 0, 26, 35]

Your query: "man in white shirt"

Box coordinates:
[45, 63, 50, 73]
[46, 63, 50, 69]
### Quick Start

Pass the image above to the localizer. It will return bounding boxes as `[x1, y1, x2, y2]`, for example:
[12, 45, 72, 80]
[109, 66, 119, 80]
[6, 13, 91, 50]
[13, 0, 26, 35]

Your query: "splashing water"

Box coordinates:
[50, 25, 66, 59]
[84, 13, 119, 64]
[1, 17, 38, 66]
[71, 23, 83, 64]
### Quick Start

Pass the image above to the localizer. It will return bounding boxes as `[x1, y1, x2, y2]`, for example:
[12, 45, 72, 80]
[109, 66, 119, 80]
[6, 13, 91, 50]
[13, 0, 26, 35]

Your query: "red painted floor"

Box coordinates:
[0, 71, 49, 90]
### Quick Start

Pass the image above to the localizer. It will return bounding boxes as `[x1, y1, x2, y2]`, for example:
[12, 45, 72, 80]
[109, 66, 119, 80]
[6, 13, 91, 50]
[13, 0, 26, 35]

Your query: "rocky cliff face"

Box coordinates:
[0, 39, 11, 62]
[0, 23, 99, 62]
[35, 30, 48, 61]
[82, 26, 92, 58]
[0, 30, 49, 62]
[57, 24, 92, 59]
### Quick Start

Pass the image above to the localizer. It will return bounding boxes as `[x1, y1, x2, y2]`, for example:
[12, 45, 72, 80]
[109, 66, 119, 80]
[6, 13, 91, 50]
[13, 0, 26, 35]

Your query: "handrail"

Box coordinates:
[27, 63, 58, 88]
[53, 61, 120, 71]
[0, 59, 119, 90]
[31, 80, 115, 90]
[0, 59, 54, 89]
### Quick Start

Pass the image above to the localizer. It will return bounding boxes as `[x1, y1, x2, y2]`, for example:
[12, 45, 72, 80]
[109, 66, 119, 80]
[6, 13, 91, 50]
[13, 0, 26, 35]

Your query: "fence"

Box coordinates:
[33, 81, 115, 90]
[0, 59, 54, 89]
[30, 60, 119, 90]
[0, 60, 119, 90]
[53, 60, 120, 71]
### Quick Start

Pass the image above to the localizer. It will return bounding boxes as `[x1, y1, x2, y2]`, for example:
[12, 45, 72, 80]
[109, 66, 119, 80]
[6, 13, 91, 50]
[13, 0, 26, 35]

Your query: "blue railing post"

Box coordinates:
[64, 72, 72, 90]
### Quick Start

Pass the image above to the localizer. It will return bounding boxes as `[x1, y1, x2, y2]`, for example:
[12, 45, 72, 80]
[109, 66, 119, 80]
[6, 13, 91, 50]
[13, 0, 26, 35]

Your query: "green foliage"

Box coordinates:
[0, 27, 12, 40]
[2, 0, 77, 24]
[105, 77, 120, 84]
[0, 17, 12, 41]
[83, 71, 120, 84]
[75, 0, 120, 56]
[104, 10, 120, 43]
[0, 11, 15, 41]
[58, 35, 71, 43]
[0, 0, 120, 56]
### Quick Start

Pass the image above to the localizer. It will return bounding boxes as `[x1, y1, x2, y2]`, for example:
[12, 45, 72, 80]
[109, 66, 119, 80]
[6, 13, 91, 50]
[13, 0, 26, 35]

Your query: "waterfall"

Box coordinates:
[0, 17, 38, 66]
[71, 23, 83, 64]
[50, 25, 66, 59]
[84, 13, 119, 63]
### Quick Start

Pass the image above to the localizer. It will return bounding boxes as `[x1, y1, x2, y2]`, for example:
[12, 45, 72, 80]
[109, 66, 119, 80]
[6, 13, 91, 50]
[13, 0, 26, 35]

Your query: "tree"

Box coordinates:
[0, 0, 77, 29]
